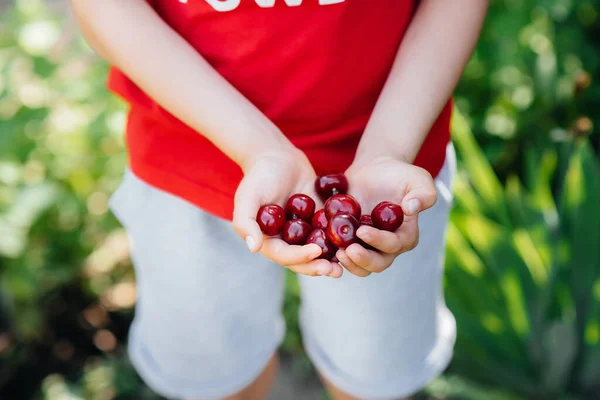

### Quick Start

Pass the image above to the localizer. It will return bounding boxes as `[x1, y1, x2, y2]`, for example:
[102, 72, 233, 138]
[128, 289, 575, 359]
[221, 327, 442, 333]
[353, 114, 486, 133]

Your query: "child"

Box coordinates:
[71, 1, 488, 399]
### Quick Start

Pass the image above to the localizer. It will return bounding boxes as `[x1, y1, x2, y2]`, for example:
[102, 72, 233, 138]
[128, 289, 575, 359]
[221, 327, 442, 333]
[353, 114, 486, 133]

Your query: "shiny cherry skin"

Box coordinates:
[306, 229, 337, 260]
[324, 194, 361, 220]
[256, 204, 286, 236]
[282, 219, 312, 245]
[315, 173, 349, 202]
[285, 194, 316, 221]
[311, 209, 328, 230]
[357, 216, 376, 250]
[326, 213, 359, 248]
[359, 214, 374, 227]
[358, 214, 376, 249]
[371, 201, 404, 232]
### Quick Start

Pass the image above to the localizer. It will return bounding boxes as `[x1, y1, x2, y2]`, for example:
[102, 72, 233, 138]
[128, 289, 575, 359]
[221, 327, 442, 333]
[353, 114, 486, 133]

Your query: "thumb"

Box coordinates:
[401, 170, 438, 216]
[233, 181, 265, 254]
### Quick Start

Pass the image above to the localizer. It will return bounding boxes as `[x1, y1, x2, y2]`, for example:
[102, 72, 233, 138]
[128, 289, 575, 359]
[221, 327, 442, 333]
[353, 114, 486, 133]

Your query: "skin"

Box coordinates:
[339, 0, 490, 278]
[70, 0, 488, 398]
[222, 356, 278, 400]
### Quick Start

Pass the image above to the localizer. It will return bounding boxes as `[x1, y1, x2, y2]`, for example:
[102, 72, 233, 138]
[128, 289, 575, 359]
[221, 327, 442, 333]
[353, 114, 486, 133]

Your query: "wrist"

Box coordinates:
[240, 143, 308, 175]
[353, 140, 414, 169]
[237, 122, 299, 173]
[354, 122, 424, 167]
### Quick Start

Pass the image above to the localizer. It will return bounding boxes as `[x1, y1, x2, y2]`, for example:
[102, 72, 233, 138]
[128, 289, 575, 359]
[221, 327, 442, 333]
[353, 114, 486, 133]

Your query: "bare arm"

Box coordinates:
[354, 0, 489, 165]
[71, 0, 339, 277]
[70, 0, 299, 171]
[339, 0, 489, 276]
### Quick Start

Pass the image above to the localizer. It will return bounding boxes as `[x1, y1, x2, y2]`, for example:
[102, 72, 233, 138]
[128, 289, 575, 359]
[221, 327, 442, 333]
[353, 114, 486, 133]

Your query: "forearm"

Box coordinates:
[70, 0, 297, 171]
[355, 0, 489, 164]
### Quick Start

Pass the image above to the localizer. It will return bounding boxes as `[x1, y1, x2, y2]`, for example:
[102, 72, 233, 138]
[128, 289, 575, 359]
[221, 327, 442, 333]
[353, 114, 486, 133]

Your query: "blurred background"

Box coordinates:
[0, 0, 599, 399]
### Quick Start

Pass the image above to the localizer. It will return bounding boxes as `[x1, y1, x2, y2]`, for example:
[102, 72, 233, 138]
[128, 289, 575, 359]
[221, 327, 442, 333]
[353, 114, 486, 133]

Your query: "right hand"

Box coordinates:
[233, 149, 344, 278]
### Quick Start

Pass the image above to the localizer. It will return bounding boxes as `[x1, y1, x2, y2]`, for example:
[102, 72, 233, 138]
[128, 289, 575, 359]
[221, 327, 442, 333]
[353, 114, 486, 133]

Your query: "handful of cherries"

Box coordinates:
[256, 173, 404, 261]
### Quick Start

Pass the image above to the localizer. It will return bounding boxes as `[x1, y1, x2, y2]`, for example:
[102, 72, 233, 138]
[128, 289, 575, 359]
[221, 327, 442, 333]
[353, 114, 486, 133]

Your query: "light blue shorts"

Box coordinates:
[108, 145, 457, 400]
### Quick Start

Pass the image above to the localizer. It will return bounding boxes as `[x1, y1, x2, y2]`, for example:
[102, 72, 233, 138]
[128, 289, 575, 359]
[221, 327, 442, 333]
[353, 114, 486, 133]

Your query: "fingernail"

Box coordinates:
[317, 264, 331, 276]
[406, 199, 420, 215]
[246, 236, 256, 252]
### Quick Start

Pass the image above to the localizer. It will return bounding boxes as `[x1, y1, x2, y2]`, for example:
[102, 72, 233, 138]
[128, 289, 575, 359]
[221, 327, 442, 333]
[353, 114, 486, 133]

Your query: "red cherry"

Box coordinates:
[256, 204, 286, 236]
[285, 194, 316, 221]
[306, 229, 337, 260]
[331, 256, 339, 263]
[311, 209, 328, 230]
[282, 219, 312, 245]
[359, 215, 374, 227]
[324, 194, 361, 220]
[326, 213, 359, 248]
[371, 201, 404, 232]
[315, 173, 349, 201]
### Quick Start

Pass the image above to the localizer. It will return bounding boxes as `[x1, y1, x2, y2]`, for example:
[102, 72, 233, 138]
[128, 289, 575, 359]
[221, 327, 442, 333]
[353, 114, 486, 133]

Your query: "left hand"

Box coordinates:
[337, 156, 438, 277]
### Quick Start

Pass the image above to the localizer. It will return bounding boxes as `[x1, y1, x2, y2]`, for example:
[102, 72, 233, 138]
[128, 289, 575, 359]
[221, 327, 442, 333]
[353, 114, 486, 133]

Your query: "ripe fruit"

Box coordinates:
[371, 201, 404, 232]
[359, 215, 374, 227]
[311, 209, 328, 230]
[315, 173, 349, 201]
[285, 194, 316, 221]
[326, 213, 359, 248]
[256, 204, 286, 236]
[282, 219, 312, 245]
[324, 194, 361, 220]
[306, 229, 337, 260]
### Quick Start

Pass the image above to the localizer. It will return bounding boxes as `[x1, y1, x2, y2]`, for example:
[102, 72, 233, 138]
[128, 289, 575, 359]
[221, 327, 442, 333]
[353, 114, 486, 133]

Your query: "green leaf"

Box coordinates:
[506, 175, 551, 286]
[524, 146, 558, 218]
[539, 321, 578, 393]
[580, 346, 600, 389]
[426, 375, 527, 400]
[453, 213, 533, 338]
[0, 182, 59, 257]
[451, 106, 511, 225]
[560, 140, 600, 334]
[453, 172, 484, 215]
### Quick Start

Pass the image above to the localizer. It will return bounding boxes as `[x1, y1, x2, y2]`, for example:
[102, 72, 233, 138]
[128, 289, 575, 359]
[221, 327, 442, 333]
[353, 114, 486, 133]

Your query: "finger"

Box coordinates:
[356, 215, 419, 255]
[286, 258, 337, 277]
[401, 170, 438, 215]
[329, 261, 344, 278]
[336, 249, 371, 277]
[260, 238, 322, 265]
[232, 180, 265, 253]
[345, 243, 394, 274]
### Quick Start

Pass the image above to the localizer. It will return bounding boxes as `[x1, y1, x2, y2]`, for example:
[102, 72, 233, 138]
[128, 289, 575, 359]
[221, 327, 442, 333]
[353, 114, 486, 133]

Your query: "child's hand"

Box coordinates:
[337, 157, 438, 277]
[233, 150, 344, 278]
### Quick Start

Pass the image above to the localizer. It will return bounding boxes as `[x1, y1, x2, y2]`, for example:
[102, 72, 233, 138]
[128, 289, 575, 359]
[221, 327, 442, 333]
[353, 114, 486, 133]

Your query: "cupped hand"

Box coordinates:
[337, 156, 438, 277]
[233, 150, 343, 278]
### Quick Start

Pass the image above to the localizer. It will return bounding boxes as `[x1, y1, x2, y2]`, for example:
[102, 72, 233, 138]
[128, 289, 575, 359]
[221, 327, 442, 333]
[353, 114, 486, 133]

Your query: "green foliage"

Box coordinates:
[0, 1, 136, 398]
[443, 109, 600, 399]
[455, 0, 599, 174]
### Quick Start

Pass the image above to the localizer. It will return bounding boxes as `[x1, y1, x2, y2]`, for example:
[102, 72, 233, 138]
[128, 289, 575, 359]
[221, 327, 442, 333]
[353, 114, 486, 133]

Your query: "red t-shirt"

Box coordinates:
[107, 0, 452, 221]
